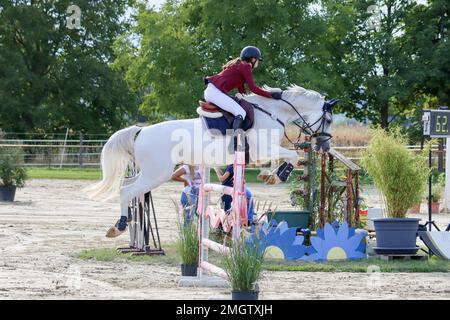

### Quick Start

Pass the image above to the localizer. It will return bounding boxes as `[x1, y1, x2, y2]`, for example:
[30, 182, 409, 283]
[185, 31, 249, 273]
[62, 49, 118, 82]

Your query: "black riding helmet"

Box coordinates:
[240, 46, 263, 68]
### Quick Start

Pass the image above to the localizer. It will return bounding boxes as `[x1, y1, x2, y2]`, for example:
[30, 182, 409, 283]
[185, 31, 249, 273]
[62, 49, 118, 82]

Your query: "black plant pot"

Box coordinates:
[373, 218, 420, 255]
[231, 290, 259, 300]
[0, 185, 16, 202]
[181, 264, 198, 277]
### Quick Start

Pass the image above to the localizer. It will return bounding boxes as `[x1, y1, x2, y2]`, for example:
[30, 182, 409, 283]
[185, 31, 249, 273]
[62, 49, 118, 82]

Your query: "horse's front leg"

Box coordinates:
[264, 145, 298, 185]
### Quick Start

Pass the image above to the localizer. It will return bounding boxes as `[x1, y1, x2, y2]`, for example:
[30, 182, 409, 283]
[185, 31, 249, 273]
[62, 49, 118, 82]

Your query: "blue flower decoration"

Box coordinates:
[306, 222, 367, 261]
[249, 220, 308, 260]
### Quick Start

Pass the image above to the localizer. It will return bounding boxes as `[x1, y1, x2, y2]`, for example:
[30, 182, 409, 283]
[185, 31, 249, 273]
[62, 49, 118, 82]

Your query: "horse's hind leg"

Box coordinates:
[119, 169, 173, 218]
[106, 167, 173, 238]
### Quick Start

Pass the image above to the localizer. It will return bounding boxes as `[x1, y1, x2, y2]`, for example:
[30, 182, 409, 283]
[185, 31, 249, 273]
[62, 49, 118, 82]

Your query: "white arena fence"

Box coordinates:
[0, 136, 444, 168]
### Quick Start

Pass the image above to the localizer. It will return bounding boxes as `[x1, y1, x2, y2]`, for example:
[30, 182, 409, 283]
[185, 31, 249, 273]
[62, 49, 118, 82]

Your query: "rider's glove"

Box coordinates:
[271, 91, 283, 100]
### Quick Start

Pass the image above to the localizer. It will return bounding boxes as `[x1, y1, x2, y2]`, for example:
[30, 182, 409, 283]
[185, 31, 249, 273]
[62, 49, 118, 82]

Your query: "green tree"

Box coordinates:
[0, 0, 138, 134]
[322, 0, 419, 128]
[402, 0, 449, 106]
[323, 0, 449, 131]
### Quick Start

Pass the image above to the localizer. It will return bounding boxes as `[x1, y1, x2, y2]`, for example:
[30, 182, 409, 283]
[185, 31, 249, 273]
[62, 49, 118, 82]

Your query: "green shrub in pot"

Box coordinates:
[361, 127, 429, 254]
[362, 127, 429, 218]
[0, 145, 28, 201]
[222, 235, 265, 300]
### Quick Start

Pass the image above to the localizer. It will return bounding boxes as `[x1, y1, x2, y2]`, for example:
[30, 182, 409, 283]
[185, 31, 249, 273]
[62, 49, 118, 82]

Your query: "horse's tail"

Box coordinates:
[84, 125, 142, 200]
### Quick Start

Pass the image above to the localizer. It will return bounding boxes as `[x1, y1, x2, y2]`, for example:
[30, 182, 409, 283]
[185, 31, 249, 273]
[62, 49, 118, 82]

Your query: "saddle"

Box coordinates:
[197, 98, 255, 135]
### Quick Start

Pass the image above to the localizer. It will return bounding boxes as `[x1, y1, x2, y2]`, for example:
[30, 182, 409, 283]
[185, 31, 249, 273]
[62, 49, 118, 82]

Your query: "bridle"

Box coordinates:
[250, 93, 333, 148]
[278, 97, 333, 147]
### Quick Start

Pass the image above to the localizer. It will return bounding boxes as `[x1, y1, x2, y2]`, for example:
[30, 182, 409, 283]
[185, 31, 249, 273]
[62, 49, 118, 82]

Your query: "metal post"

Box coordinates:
[59, 128, 69, 169]
[438, 138, 444, 172]
[443, 138, 450, 213]
[428, 147, 433, 231]
[79, 132, 84, 168]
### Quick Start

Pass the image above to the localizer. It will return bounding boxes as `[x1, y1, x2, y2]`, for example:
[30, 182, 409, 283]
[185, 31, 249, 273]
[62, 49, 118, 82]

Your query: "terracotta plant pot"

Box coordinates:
[432, 202, 440, 214]
[408, 203, 421, 214]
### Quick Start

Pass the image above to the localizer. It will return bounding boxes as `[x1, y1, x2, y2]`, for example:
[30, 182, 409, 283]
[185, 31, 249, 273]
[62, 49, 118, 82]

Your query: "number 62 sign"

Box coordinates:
[423, 109, 450, 138]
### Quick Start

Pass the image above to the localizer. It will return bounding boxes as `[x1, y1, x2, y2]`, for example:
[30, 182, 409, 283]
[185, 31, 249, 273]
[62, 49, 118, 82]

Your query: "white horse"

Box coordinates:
[84, 85, 335, 235]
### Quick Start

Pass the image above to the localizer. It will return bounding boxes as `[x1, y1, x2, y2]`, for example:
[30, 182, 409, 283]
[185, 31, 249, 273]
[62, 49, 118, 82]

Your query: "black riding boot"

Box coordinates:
[231, 115, 244, 151]
[232, 115, 244, 131]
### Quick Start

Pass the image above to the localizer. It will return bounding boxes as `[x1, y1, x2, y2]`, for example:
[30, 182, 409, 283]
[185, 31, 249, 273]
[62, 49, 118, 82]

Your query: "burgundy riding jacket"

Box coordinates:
[206, 61, 272, 98]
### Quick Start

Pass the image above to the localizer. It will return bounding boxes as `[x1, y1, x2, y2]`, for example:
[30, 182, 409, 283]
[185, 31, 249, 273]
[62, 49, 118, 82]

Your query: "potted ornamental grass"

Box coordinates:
[222, 235, 265, 300]
[0, 145, 28, 202]
[362, 127, 429, 255]
[176, 215, 199, 277]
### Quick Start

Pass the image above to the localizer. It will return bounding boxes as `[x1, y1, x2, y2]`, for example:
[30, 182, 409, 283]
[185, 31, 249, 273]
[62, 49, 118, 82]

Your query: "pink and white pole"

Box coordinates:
[179, 134, 246, 287]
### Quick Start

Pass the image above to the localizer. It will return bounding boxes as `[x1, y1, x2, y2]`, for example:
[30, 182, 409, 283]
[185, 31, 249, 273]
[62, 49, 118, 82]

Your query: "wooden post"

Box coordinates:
[319, 153, 326, 228]
[346, 169, 353, 227]
[355, 171, 360, 227]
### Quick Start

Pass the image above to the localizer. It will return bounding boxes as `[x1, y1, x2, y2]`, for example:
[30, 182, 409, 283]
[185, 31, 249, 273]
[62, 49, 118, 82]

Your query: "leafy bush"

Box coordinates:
[432, 173, 445, 203]
[0, 147, 28, 188]
[432, 184, 443, 203]
[361, 127, 429, 218]
[222, 236, 265, 292]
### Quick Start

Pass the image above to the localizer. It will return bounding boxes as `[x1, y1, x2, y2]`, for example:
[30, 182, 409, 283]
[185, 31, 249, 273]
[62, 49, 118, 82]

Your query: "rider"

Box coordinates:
[204, 46, 282, 141]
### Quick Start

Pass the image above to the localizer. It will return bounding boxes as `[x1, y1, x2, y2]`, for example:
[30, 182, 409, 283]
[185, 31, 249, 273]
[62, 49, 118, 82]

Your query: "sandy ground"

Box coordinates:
[0, 179, 450, 300]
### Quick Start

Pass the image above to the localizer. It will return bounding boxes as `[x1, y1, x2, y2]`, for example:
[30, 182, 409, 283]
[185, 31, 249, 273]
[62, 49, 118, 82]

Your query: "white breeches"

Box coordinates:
[204, 83, 246, 119]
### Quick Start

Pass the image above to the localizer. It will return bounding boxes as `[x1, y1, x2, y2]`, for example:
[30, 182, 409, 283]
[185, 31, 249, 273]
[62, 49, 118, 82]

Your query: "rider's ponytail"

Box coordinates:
[222, 57, 241, 70]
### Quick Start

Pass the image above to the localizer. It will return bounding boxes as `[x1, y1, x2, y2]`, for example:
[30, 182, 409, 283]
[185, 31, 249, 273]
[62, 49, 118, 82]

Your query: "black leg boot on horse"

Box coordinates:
[229, 115, 244, 153]
[266, 161, 295, 185]
[276, 161, 294, 182]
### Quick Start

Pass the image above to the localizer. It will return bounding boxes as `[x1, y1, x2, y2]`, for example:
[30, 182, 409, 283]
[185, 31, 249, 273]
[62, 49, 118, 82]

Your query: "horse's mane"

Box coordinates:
[244, 84, 324, 103]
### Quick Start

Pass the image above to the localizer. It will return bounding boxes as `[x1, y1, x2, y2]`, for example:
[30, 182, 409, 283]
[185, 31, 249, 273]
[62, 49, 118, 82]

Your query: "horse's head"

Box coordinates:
[276, 85, 336, 153]
[311, 98, 337, 153]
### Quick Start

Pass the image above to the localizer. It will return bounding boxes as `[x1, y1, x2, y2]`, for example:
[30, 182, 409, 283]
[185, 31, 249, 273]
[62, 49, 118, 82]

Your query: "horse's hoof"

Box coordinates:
[105, 226, 125, 238]
[265, 175, 281, 185]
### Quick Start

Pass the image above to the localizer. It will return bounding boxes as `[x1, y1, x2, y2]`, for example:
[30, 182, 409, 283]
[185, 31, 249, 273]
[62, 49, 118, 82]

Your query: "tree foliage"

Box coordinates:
[118, 0, 448, 132]
[1, 0, 448, 135]
[0, 0, 138, 134]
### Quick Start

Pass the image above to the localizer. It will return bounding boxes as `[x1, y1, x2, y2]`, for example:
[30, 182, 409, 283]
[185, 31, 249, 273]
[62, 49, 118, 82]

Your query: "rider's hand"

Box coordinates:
[271, 91, 283, 100]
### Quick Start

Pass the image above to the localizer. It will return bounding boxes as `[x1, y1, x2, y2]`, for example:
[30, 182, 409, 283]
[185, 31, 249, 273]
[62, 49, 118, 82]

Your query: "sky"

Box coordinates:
[147, 0, 166, 9]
